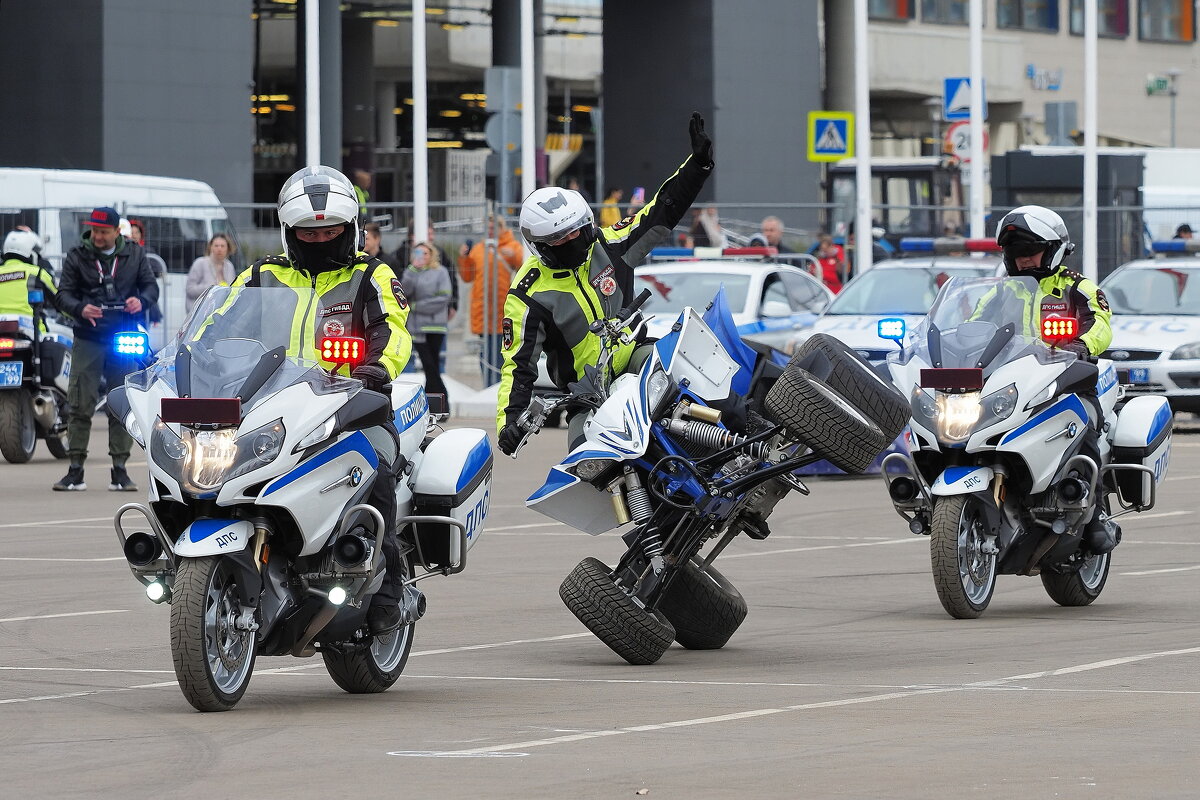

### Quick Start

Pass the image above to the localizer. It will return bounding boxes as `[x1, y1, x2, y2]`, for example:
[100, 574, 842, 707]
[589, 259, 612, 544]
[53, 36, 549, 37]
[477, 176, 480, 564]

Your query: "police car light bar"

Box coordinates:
[648, 246, 779, 260]
[877, 317, 906, 342]
[899, 237, 1002, 254]
[1150, 239, 1200, 254]
[115, 331, 149, 357]
[320, 336, 366, 365]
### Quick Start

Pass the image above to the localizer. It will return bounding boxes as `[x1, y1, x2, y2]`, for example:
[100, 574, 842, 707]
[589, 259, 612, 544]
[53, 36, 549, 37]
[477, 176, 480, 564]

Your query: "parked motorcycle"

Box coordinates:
[0, 288, 71, 462]
[515, 289, 909, 664]
[108, 285, 492, 711]
[881, 275, 1171, 618]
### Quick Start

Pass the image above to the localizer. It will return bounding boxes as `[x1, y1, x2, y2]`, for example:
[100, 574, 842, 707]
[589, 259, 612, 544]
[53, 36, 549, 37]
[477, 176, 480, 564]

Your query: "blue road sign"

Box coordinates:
[944, 77, 987, 121]
[808, 111, 853, 162]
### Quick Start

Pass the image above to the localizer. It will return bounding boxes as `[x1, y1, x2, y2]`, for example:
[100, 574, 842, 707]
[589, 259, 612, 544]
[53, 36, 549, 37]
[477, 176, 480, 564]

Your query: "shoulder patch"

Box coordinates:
[390, 277, 408, 309]
[502, 317, 514, 350]
[610, 216, 634, 231]
[1094, 286, 1110, 312]
[516, 267, 541, 294]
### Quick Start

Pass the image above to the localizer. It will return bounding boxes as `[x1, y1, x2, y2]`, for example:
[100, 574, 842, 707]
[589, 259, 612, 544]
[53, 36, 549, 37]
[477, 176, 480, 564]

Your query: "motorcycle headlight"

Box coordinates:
[645, 367, 674, 416]
[935, 392, 982, 443]
[571, 457, 617, 482]
[911, 385, 937, 424]
[294, 417, 335, 452]
[151, 419, 188, 463]
[126, 412, 144, 448]
[154, 418, 286, 493]
[1170, 341, 1200, 360]
[183, 429, 238, 490]
[982, 383, 1017, 420]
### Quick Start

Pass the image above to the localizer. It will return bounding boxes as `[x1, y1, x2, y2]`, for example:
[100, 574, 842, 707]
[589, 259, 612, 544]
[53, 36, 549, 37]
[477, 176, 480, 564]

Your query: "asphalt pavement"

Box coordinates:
[1, 420, 1198, 799]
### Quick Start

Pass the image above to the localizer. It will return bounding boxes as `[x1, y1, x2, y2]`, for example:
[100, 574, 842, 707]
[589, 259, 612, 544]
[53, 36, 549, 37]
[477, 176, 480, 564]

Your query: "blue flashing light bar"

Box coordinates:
[115, 331, 149, 357]
[899, 237, 1002, 254]
[878, 317, 906, 342]
[648, 246, 780, 259]
[1150, 239, 1200, 253]
[649, 247, 695, 257]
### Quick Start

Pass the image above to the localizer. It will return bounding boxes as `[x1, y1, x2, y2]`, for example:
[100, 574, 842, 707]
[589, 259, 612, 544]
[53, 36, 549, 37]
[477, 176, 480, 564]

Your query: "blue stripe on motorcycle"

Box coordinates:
[1147, 401, 1172, 446]
[187, 518, 239, 543]
[395, 389, 428, 433]
[456, 437, 493, 493]
[1000, 395, 1088, 445]
[941, 466, 979, 484]
[562, 448, 620, 465]
[262, 430, 377, 497]
[528, 467, 576, 502]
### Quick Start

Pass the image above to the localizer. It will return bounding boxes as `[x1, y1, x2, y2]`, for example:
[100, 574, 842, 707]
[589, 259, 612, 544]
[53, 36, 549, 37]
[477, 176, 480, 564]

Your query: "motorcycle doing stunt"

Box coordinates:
[516, 288, 911, 664]
[882, 275, 1171, 618]
[109, 285, 492, 710]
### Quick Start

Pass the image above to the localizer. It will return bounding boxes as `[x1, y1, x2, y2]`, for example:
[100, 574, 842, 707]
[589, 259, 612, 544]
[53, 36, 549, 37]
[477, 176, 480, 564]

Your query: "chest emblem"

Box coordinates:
[323, 319, 346, 336]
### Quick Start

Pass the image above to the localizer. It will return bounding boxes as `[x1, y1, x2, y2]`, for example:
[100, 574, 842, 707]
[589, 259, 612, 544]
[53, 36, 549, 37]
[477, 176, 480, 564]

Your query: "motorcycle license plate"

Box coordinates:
[0, 362, 22, 388]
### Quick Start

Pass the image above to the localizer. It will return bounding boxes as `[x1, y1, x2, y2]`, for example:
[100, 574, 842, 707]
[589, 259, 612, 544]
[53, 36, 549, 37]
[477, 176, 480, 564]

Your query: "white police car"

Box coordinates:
[788, 243, 1003, 364]
[633, 257, 833, 350]
[1100, 247, 1200, 413]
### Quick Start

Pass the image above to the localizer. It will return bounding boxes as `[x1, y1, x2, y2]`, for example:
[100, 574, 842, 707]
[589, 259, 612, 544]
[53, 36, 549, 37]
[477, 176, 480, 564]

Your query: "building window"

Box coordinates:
[922, 0, 968, 24]
[1068, 0, 1128, 36]
[869, 0, 914, 21]
[1139, 0, 1195, 42]
[997, 0, 1059, 31]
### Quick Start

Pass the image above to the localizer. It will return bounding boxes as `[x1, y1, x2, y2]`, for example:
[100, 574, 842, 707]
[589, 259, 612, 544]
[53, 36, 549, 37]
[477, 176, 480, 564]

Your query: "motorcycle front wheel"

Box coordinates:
[930, 495, 997, 619]
[0, 388, 36, 463]
[657, 558, 747, 650]
[171, 556, 258, 712]
[560, 557, 676, 665]
[323, 555, 416, 693]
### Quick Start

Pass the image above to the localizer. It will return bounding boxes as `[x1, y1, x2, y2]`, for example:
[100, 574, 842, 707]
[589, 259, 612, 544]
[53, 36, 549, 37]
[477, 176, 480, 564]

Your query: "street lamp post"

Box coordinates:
[1167, 68, 1183, 148]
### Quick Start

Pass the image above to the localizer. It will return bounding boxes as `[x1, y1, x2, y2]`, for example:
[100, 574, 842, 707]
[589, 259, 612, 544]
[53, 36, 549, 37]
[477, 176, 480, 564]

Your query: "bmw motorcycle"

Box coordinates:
[108, 285, 492, 711]
[0, 288, 71, 462]
[882, 276, 1171, 618]
[515, 289, 909, 664]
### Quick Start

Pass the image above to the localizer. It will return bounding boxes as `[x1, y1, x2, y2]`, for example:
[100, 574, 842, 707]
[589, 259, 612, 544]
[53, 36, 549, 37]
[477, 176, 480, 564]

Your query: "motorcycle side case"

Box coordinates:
[1111, 395, 1172, 506]
[410, 428, 492, 567]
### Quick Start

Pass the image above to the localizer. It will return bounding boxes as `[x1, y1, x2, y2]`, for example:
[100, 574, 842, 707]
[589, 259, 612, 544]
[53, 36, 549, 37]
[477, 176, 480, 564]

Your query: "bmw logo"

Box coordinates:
[1067, 422, 1078, 438]
[349, 467, 363, 487]
[1110, 350, 1130, 360]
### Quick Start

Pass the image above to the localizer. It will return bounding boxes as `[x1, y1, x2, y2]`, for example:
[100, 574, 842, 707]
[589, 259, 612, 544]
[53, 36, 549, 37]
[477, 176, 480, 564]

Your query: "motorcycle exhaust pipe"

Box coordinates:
[31, 392, 56, 429]
[331, 533, 371, 569]
[123, 531, 163, 567]
[401, 585, 427, 625]
[889, 476, 918, 503]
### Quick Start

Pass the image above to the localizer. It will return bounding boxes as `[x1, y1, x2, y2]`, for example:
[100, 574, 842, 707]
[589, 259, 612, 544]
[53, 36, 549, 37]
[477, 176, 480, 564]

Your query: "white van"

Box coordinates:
[0, 168, 232, 347]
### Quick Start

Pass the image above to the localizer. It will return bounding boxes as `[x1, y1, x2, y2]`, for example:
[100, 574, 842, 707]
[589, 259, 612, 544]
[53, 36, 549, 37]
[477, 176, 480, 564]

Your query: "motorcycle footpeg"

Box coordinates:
[741, 514, 772, 540]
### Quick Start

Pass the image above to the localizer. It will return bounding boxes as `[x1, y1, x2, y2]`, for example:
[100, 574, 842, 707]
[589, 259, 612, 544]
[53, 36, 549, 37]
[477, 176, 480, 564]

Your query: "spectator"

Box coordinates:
[127, 219, 167, 325]
[401, 242, 452, 406]
[814, 234, 845, 293]
[363, 222, 383, 258]
[846, 220, 890, 270]
[185, 233, 237, 314]
[352, 168, 372, 219]
[425, 223, 458, 319]
[599, 187, 624, 228]
[565, 176, 592, 205]
[748, 215, 792, 253]
[626, 186, 646, 218]
[392, 225, 416, 274]
[458, 215, 524, 385]
[688, 206, 726, 249]
[1174, 223, 1193, 240]
[53, 206, 159, 492]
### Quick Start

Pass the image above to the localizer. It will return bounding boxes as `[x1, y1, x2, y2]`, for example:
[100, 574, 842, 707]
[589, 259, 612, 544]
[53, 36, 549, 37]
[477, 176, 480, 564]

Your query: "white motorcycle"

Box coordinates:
[0, 288, 72, 462]
[517, 289, 908, 664]
[108, 286, 492, 711]
[882, 276, 1171, 618]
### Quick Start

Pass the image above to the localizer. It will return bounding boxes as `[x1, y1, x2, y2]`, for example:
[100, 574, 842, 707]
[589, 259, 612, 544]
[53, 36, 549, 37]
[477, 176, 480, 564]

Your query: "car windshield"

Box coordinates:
[125, 285, 359, 408]
[892, 275, 1077, 374]
[634, 271, 751, 317]
[1101, 266, 1200, 315]
[825, 265, 995, 315]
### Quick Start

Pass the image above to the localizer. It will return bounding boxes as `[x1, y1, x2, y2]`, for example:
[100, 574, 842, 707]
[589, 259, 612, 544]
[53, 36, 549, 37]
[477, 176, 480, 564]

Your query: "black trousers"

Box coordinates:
[362, 423, 404, 603]
[415, 334, 448, 404]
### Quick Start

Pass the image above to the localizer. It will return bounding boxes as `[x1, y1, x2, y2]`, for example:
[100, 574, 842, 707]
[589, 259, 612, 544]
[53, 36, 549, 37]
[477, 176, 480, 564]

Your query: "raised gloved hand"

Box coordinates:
[497, 423, 524, 457]
[351, 363, 391, 394]
[689, 112, 714, 170]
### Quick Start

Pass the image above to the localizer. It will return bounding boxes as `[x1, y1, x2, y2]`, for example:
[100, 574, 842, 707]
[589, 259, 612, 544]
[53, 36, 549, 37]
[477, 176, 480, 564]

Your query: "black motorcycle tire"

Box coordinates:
[43, 394, 70, 460]
[930, 495, 996, 619]
[560, 557, 676, 665]
[657, 559, 748, 650]
[764, 368, 889, 474]
[788, 333, 911, 441]
[171, 556, 258, 712]
[0, 388, 36, 463]
[323, 556, 416, 693]
[1041, 552, 1110, 607]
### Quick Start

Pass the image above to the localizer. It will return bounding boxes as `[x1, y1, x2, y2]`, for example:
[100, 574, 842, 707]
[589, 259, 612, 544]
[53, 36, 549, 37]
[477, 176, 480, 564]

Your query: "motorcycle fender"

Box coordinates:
[173, 519, 255, 557]
[930, 466, 994, 496]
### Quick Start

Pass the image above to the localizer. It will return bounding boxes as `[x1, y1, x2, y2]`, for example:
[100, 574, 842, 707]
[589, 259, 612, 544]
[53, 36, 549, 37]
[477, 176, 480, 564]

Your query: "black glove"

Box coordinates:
[497, 423, 523, 457]
[689, 112, 714, 169]
[351, 363, 391, 393]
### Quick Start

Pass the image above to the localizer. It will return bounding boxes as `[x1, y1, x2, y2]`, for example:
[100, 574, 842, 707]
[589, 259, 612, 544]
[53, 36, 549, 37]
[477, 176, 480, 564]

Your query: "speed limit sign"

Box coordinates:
[944, 121, 989, 163]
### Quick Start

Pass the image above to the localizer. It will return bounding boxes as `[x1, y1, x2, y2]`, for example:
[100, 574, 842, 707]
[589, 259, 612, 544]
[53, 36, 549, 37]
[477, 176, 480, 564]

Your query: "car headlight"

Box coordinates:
[1170, 341, 1200, 360]
[935, 392, 982, 443]
[645, 367, 675, 416]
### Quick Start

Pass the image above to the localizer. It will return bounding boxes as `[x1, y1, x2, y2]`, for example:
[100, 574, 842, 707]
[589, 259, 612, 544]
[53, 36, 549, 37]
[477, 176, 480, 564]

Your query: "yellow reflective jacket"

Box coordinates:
[0, 257, 59, 332]
[980, 268, 1113, 356]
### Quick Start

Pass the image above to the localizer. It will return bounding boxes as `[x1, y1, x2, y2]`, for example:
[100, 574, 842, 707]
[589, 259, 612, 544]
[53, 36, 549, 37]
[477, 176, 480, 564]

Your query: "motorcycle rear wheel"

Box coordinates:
[44, 395, 69, 459]
[930, 495, 996, 619]
[0, 388, 36, 463]
[1041, 552, 1110, 606]
[560, 557, 675, 665]
[323, 556, 415, 693]
[171, 556, 257, 712]
[657, 558, 747, 650]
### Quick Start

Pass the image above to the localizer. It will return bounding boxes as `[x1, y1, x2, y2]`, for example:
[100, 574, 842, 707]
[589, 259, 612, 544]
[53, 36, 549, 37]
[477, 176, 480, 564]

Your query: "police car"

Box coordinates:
[1099, 243, 1200, 412]
[787, 238, 1004, 364]
[633, 251, 833, 350]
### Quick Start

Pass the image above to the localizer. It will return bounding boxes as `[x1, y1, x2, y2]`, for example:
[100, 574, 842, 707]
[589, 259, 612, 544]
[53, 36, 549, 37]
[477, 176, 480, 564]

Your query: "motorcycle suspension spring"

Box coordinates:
[670, 419, 768, 459]
[624, 469, 653, 523]
[640, 526, 665, 560]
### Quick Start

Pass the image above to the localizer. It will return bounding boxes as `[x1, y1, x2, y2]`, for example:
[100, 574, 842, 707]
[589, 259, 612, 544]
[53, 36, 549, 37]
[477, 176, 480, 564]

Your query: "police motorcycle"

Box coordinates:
[514, 288, 909, 664]
[0, 287, 72, 463]
[880, 276, 1171, 619]
[107, 285, 492, 711]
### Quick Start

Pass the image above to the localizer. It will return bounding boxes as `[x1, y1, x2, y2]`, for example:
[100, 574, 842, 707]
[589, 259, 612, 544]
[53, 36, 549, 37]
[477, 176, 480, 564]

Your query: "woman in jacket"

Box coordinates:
[185, 233, 237, 314]
[401, 242, 452, 405]
[457, 215, 524, 384]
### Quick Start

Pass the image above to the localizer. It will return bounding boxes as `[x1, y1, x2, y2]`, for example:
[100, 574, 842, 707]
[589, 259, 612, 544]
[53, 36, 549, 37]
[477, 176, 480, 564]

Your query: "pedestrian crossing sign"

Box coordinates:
[807, 111, 853, 162]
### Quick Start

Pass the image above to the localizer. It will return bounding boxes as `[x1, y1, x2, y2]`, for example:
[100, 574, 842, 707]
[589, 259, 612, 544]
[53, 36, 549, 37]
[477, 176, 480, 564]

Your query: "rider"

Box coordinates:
[0, 229, 61, 326]
[994, 204, 1119, 554]
[496, 112, 715, 455]
[231, 165, 413, 635]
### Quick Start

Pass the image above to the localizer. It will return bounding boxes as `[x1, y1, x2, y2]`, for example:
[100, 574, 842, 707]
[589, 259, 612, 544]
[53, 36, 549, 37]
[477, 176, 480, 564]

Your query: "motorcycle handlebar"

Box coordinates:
[617, 288, 652, 323]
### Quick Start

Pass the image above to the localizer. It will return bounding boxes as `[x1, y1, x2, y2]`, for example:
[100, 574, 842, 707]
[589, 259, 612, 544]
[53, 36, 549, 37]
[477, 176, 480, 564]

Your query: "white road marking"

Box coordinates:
[410, 632, 593, 657]
[1120, 564, 1200, 577]
[0, 556, 125, 562]
[0, 515, 112, 530]
[1122, 510, 1192, 521]
[721, 537, 920, 559]
[0, 609, 127, 624]
[1163, 474, 1199, 481]
[0, 666, 173, 674]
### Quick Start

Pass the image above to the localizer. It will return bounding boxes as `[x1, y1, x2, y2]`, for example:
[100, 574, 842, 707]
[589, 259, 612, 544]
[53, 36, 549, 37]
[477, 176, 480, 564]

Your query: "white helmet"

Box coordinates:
[277, 165, 361, 272]
[2, 230, 41, 263]
[519, 187, 596, 269]
[996, 205, 1074, 278]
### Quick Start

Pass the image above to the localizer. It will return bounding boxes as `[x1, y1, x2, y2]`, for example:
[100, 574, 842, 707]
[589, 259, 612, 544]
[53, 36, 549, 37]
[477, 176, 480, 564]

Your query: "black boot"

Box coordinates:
[1083, 511, 1121, 555]
[367, 601, 403, 635]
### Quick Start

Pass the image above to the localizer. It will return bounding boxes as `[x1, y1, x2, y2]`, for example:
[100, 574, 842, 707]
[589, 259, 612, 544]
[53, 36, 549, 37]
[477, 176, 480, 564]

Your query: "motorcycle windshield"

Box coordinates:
[891, 276, 1078, 376]
[125, 285, 360, 406]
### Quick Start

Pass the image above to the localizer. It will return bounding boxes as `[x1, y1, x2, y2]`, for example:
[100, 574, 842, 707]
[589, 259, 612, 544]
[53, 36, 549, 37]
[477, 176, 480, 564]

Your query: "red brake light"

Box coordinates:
[1041, 316, 1078, 346]
[320, 336, 366, 365]
[0, 337, 14, 351]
